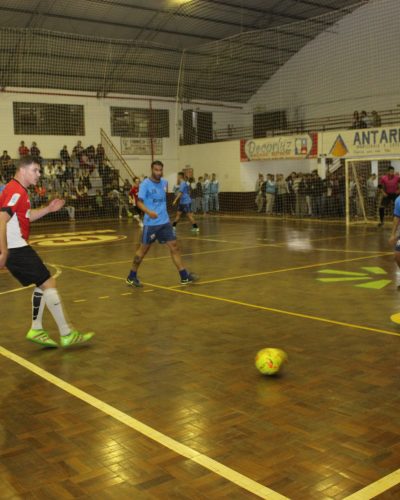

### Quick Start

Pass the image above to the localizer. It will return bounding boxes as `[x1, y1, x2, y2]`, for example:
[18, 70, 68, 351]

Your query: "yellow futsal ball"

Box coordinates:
[255, 348, 288, 375]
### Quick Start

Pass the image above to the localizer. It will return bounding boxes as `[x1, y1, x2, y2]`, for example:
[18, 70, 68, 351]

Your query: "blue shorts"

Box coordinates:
[142, 223, 176, 245]
[178, 203, 192, 214]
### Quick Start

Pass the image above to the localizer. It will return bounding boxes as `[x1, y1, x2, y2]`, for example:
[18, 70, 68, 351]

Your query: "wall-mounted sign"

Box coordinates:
[240, 133, 317, 161]
[321, 126, 400, 158]
[121, 138, 163, 155]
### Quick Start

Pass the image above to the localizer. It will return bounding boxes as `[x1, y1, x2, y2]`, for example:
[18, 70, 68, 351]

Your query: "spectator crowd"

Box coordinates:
[351, 110, 382, 129]
[0, 140, 124, 220]
[0, 140, 221, 221]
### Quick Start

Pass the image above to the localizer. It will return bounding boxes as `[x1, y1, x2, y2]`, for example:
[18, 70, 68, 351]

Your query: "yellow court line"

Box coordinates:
[54, 264, 400, 339]
[0, 346, 288, 500]
[310, 247, 385, 254]
[343, 468, 400, 500]
[77, 243, 272, 268]
[76, 233, 382, 270]
[173, 252, 392, 287]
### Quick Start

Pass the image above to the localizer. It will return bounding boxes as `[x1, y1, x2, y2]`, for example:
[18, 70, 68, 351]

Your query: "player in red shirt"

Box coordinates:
[0, 156, 94, 348]
[129, 176, 144, 227]
[378, 165, 400, 226]
[18, 141, 29, 157]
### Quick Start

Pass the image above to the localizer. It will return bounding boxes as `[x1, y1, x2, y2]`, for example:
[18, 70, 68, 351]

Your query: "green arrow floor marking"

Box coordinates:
[317, 267, 391, 290]
[361, 267, 387, 275]
[317, 269, 368, 276]
[355, 280, 392, 289]
[317, 277, 371, 283]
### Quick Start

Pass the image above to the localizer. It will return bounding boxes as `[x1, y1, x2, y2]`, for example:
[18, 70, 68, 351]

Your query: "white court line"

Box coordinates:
[0, 264, 62, 296]
[0, 346, 288, 500]
[343, 469, 400, 499]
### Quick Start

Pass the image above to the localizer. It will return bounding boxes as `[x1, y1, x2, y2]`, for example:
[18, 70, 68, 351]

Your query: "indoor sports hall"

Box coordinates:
[0, 1, 399, 499]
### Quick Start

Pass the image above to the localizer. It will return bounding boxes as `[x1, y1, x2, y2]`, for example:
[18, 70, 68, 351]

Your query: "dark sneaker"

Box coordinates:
[126, 276, 143, 288]
[180, 273, 198, 285]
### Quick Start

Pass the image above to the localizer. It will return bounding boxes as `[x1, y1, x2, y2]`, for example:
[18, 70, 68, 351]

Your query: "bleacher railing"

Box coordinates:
[100, 128, 136, 181]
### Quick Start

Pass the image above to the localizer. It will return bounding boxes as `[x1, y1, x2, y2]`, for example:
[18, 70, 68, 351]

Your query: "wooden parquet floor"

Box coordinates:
[0, 217, 399, 499]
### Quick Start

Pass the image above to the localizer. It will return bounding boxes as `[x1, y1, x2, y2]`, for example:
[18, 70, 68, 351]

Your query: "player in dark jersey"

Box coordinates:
[129, 177, 144, 228]
[0, 155, 94, 348]
[172, 172, 199, 233]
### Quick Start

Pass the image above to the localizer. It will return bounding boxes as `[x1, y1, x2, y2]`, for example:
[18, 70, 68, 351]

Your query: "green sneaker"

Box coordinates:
[26, 329, 58, 348]
[60, 330, 94, 348]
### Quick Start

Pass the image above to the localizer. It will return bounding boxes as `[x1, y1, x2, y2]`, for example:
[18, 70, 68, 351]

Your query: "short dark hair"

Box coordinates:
[388, 166, 394, 171]
[151, 160, 163, 168]
[17, 155, 40, 169]
[178, 171, 184, 177]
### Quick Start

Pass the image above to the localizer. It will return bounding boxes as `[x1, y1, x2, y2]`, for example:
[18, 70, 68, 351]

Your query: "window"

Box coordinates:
[111, 107, 169, 138]
[253, 111, 287, 138]
[182, 110, 213, 145]
[13, 102, 85, 135]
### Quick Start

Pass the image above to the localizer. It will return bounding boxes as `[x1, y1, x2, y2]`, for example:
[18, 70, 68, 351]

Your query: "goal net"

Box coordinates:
[345, 158, 400, 226]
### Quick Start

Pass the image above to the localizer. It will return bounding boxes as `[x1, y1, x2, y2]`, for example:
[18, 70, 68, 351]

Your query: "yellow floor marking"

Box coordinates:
[0, 346, 288, 500]
[310, 247, 384, 254]
[172, 252, 392, 287]
[77, 230, 381, 269]
[77, 244, 271, 268]
[55, 264, 400, 339]
[73, 299, 87, 303]
[343, 468, 400, 499]
[143, 289, 154, 293]
[390, 312, 400, 324]
[98, 296, 110, 299]
[213, 213, 357, 225]
[182, 237, 231, 243]
[120, 292, 133, 296]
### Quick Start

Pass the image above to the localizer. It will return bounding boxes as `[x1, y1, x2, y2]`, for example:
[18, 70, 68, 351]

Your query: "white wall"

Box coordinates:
[240, 159, 319, 192]
[0, 88, 251, 182]
[178, 141, 240, 191]
[0, 87, 180, 179]
[248, 0, 400, 121]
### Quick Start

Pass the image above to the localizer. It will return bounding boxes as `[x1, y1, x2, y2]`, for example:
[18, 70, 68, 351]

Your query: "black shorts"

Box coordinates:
[6, 246, 51, 287]
[131, 206, 143, 216]
[382, 193, 398, 207]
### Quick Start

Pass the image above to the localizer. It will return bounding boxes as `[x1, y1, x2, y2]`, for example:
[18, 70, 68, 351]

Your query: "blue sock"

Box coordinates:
[179, 269, 188, 280]
[128, 270, 137, 280]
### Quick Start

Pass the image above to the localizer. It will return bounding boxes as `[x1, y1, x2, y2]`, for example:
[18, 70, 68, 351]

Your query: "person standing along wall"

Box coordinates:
[202, 173, 210, 214]
[209, 173, 219, 212]
[263, 174, 276, 215]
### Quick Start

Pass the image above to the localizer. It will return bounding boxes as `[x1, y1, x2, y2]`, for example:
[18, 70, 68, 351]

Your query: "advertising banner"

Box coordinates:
[321, 126, 400, 158]
[240, 133, 317, 161]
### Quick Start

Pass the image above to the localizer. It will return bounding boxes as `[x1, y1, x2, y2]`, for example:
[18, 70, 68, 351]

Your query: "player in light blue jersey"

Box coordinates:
[172, 172, 199, 234]
[389, 194, 400, 287]
[126, 161, 197, 287]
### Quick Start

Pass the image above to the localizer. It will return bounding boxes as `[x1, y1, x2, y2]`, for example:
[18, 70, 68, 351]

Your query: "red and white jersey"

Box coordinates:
[129, 185, 139, 205]
[0, 179, 31, 248]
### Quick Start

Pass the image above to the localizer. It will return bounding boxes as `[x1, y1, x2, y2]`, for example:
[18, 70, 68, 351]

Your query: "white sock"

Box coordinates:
[43, 288, 71, 336]
[31, 287, 45, 330]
